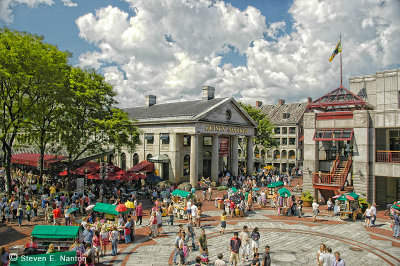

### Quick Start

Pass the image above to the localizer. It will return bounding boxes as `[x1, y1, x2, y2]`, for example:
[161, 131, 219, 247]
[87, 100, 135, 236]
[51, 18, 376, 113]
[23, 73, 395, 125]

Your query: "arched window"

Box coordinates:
[204, 152, 212, 159]
[282, 150, 287, 159]
[273, 150, 280, 159]
[120, 153, 126, 170]
[183, 155, 190, 176]
[133, 153, 139, 166]
[146, 154, 153, 160]
[289, 150, 295, 159]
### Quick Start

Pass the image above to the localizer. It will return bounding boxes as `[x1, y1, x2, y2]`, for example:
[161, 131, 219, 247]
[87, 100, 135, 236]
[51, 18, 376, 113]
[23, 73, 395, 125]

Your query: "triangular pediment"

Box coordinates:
[195, 98, 257, 127]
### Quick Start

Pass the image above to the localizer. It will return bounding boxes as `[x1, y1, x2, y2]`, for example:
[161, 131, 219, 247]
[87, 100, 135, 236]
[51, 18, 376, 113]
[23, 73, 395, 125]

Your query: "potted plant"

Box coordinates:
[301, 192, 314, 207]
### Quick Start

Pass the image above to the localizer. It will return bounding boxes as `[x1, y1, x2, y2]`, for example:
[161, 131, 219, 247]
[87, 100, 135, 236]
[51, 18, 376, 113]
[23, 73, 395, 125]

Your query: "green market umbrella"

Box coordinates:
[337, 194, 355, 201]
[392, 203, 400, 210]
[267, 181, 284, 188]
[278, 187, 291, 197]
[229, 187, 238, 193]
[345, 192, 359, 200]
[31, 225, 79, 239]
[65, 207, 79, 214]
[171, 189, 191, 198]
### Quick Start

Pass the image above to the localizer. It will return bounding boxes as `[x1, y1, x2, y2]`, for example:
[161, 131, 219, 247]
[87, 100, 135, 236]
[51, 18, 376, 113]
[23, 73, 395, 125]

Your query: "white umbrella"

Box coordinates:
[86, 204, 95, 211]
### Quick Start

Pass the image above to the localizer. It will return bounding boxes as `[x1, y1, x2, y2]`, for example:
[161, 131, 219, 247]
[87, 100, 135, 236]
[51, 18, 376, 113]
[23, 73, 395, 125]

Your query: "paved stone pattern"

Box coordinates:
[103, 210, 400, 265]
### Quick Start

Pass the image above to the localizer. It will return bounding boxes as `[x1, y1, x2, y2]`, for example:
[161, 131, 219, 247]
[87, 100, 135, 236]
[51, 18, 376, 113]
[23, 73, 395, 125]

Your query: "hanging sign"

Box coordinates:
[219, 137, 229, 157]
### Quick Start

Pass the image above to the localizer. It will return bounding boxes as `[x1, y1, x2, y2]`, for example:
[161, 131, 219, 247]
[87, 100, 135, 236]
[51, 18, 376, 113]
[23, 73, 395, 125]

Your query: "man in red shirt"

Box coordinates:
[230, 232, 241, 266]
[53, 207, 62, 225]
[135, 202, 143, 225]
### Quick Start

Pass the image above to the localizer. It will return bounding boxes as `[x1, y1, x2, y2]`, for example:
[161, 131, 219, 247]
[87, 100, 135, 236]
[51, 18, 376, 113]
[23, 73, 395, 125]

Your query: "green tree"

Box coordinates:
[58, 67, 140, 187]
[240, 102, 278, 148]
[0, 28, 69, 194]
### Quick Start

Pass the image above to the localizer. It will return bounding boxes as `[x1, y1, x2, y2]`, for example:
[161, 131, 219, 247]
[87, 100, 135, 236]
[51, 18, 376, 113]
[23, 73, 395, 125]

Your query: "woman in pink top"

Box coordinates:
[92, 231, 101, 264]
[136, 202, 143, 225]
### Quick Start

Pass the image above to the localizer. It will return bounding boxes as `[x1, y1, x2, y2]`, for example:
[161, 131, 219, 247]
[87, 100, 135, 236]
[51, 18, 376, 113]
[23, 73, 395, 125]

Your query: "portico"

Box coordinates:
[121, 86, 257, 187]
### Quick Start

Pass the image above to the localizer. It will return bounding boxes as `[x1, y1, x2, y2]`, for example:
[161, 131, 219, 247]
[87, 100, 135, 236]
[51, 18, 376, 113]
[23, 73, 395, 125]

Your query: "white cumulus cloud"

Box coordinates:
[75, 0, 400, 107]
[0, 0, 53, 23]
[62, 0, 77, 7]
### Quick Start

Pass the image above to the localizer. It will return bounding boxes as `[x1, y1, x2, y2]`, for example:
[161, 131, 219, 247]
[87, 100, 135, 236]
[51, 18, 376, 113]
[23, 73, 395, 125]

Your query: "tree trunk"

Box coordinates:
[39, 144, 45, 185]
[3, 143, 12, 196]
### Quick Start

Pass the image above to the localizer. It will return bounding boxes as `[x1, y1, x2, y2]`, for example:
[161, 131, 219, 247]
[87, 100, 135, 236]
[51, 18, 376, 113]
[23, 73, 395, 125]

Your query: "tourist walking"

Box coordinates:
[220, 211, 227, 234]
[208, 186, 212, 201]
[186, 220, 196, 251]
[393, 209, 400, 239]
[191, 203, 198, 226]
[363, 205, 372, 227]
[196, 206, 202, 228]
[239, 226, 250, 262]
[333, 251, 345, 266]
[199, 228, 208, 254]
[173, 232, 182, 265]
[167, 203, 174, 225]
[321, 247, 335, 266]
[64, 206, 71, 226]
[262, 245, 271, 266]
[149, 213, 157, 238]
[370, 203, 377, 227]
[317, 244, 327, 266]
[136, 202, 143, 225]
[251, 227, 260, 256]
[110, 226, 119, 256]
[230, 232, 241, 266]
[100, 227, 109, 256]
[92, 231, 101, 264]
[17, 205, 23, 227]
[312, 199, 319, 222]
[215, 253, 226, 266]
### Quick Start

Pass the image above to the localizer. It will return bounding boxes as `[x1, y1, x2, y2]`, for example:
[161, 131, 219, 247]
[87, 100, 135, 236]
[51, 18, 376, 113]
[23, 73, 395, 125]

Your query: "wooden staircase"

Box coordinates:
[313, 154, 352, 201]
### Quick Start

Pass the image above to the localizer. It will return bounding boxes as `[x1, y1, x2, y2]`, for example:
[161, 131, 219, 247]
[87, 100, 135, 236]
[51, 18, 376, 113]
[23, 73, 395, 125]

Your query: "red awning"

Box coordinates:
[58, 170, 68, 176]
[71, 161, 101, 175]
[128, 160, 154, 173]
[313, 129, 353, 141]
[11, 153, 67, 168]
[87, 173, 101, 180]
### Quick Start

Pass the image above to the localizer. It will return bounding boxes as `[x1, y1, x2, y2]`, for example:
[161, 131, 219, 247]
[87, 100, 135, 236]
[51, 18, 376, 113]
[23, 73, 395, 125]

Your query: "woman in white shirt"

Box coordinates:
[312, 199, 319, 222]
[364, 205, 372, 227]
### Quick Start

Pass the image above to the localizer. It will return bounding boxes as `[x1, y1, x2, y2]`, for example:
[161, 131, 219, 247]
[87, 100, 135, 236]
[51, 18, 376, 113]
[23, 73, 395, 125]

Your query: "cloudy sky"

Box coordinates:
[1, 0, 399, 107]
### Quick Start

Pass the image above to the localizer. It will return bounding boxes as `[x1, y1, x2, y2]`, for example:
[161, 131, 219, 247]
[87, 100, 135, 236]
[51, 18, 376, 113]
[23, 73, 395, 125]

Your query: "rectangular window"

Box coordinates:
[145, 134, 154, 145]
[289, 138, 295, 145]
[275, 127, 280, 134]
[160, 134, 169, 145]
[183, 135, 191, 146]
[389, 130, 400, 151]
[289, 127, 296, 134]
[203, 136, 212, 146]
[282, 127, 287, 134]
[282, 138, 287, 145]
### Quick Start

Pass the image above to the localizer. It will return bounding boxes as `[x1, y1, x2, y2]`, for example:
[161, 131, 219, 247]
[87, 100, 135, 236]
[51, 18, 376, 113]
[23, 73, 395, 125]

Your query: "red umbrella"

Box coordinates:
[58, 170, 68, 176]
[115, 203, 127, 213]
[87, 173, 100, 180]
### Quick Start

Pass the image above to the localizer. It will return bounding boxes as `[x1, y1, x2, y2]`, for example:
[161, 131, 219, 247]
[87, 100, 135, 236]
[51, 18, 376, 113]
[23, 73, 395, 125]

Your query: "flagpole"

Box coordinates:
[340, 34, 342, 87]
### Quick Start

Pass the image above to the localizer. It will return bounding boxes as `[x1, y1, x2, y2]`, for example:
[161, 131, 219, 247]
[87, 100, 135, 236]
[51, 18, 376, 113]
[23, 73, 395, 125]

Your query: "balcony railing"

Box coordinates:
[376, 150, 400, 163]
[313, 172, 346, 187]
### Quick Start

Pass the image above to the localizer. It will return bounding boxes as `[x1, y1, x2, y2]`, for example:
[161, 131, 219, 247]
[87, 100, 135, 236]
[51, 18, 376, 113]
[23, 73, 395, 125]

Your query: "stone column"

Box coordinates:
[170, 133, 180, 184]
[190, 134, 199, 187]
[231, 136, 239, 176]
[302, 112, 318, 195]
[246, 136, 254, 176]
[211, 135, 219, 182]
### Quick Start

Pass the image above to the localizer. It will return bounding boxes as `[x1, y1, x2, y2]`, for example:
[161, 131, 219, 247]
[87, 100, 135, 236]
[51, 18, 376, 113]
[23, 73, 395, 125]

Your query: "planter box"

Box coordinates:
[303, 201, 312, 207]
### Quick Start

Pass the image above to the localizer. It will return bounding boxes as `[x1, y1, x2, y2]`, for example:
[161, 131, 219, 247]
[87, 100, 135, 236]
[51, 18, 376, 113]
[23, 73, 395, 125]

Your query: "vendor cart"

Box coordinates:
[266, 181, 284, 199]
[93, 202, 130, 241]
[171, 189, 192, 219]
[31, 225, 79, 252]
[276, 187, 291, 215]
[337, 192, 361, 221]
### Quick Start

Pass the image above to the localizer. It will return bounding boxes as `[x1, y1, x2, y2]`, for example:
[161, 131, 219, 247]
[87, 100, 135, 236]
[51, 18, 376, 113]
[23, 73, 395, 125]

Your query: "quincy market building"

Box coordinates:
[303, 68, 400, 205]
[119, 86, 257, 187]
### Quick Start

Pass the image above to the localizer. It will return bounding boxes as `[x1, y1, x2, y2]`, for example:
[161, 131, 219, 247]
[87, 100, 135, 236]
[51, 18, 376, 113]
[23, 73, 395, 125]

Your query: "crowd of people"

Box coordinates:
[0, 165, 399, 265]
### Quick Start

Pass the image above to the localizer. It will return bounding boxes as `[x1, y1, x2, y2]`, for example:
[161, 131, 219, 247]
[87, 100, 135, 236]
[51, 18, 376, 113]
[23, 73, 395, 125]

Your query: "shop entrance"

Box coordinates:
[376, 176, 400, 205]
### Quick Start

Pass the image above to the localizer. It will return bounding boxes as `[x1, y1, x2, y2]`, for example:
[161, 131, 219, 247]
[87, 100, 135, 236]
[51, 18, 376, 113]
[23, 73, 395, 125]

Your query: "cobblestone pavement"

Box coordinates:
[101, 209, 400, 266]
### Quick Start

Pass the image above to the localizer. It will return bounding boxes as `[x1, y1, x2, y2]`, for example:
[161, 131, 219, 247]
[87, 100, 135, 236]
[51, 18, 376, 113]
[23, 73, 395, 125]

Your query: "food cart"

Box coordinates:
[337, 192, 361, 221]
[276, 187, 291, 215]
[171, 189, 192, 219]
[31, 225, 79, 252]
[93, 202, 130, 240]
[266, 181, 284, 199]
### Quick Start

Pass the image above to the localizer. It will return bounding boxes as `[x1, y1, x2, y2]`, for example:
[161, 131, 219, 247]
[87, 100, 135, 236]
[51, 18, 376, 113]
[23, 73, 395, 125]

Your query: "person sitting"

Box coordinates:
[46, 244, 57, 254]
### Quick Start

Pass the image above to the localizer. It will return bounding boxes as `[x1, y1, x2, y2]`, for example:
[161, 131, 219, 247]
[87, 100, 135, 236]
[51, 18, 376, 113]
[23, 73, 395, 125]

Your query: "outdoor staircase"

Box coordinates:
[313, 154, 352, 201]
